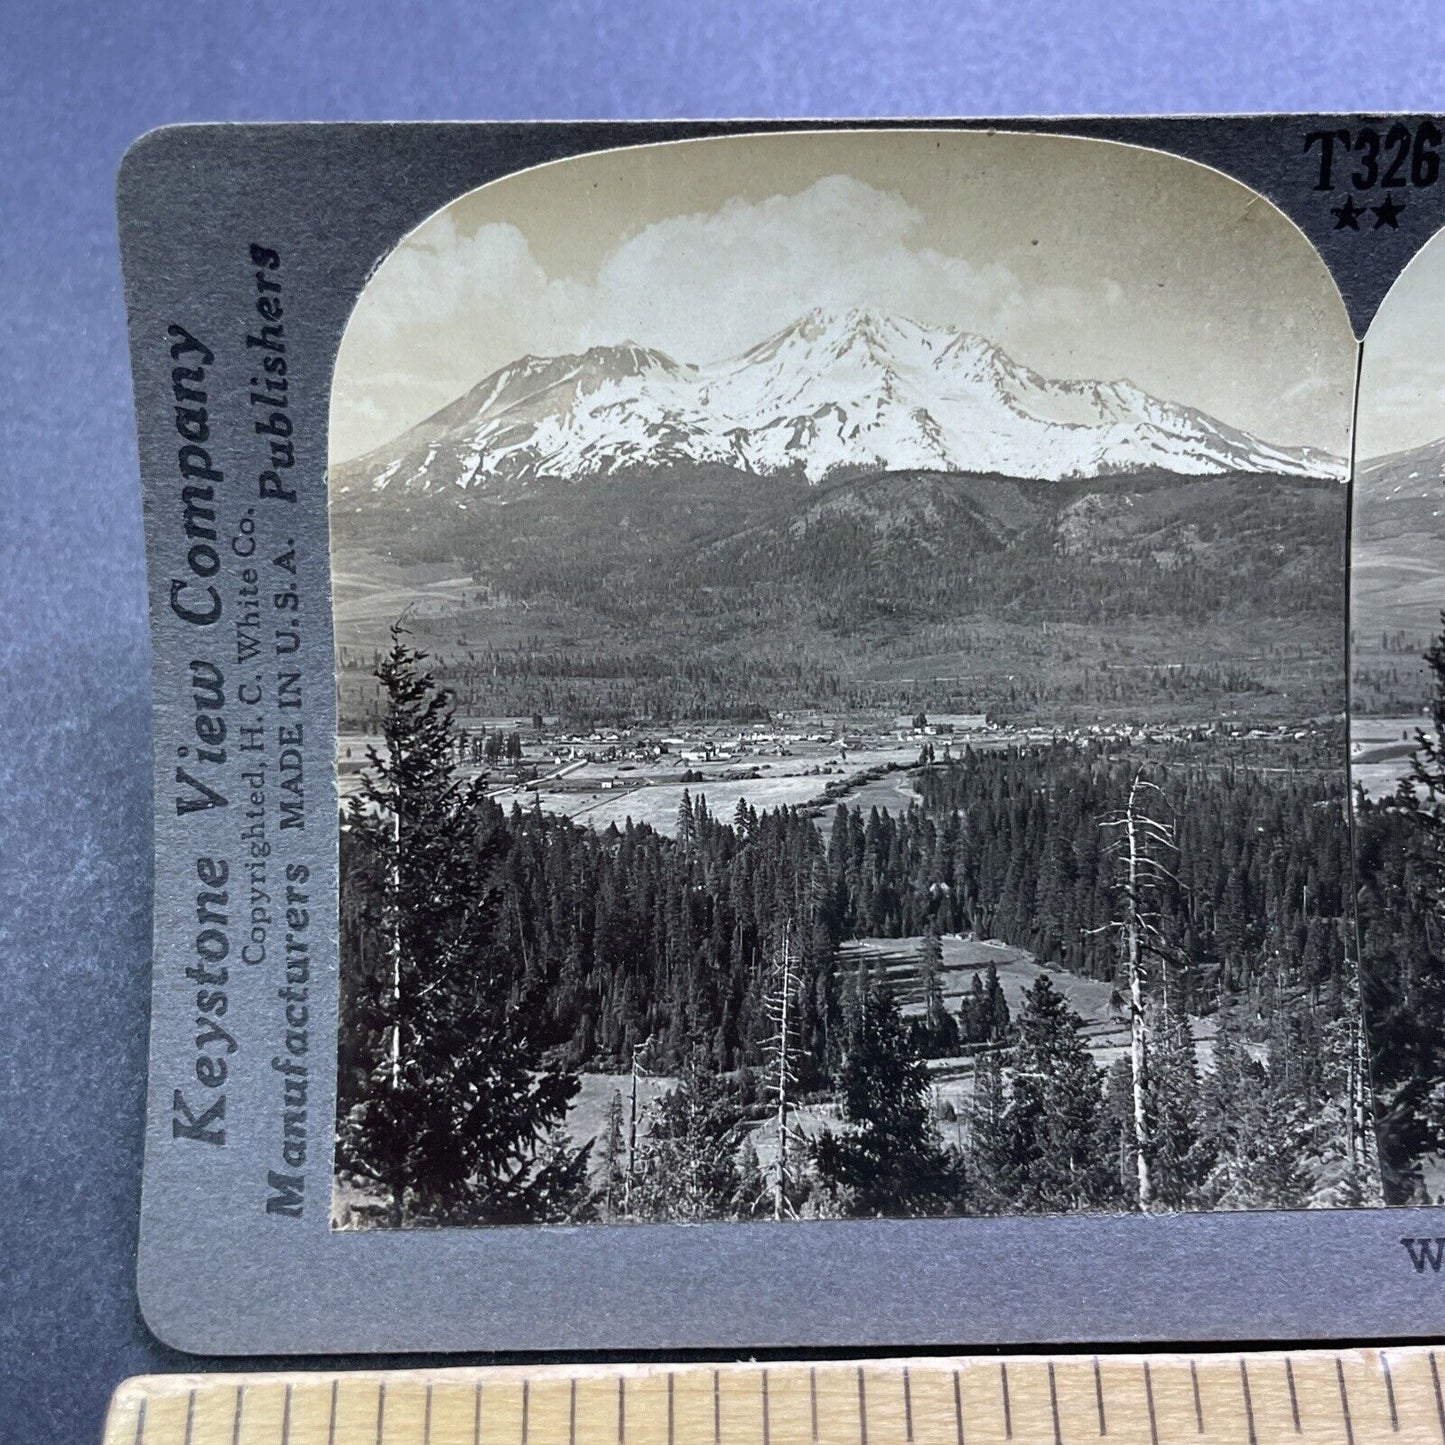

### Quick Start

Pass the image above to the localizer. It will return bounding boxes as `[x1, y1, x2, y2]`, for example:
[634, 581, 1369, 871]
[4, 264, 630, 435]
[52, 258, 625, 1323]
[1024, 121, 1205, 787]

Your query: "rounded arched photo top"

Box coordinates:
[1350, 220, 1445, 735]
[1359, 222, 1445, 462]
[328, 128, 1357, 483]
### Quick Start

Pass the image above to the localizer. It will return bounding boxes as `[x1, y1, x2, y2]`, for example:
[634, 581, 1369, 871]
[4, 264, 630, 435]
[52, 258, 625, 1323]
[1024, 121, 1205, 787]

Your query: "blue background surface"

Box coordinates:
[3, 3, 1444, 1440]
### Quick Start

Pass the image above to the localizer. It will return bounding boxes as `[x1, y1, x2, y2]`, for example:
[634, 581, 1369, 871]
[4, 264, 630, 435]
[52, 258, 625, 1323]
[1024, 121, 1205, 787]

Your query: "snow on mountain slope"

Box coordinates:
[334, 306, 1344, 497]
[1353, 438, 1445, 549]
[1357, 437, 1445, 501]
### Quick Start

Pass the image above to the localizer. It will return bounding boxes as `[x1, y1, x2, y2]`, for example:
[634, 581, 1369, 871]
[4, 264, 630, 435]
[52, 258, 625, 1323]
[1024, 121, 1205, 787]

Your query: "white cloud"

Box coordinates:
[332, 175, 1114, 461]
[1357, 356, 1445, 458]
[1277, 374, 1337, 404]
[1359, 232, 1445, 457]
[575, 175, 1106, 364]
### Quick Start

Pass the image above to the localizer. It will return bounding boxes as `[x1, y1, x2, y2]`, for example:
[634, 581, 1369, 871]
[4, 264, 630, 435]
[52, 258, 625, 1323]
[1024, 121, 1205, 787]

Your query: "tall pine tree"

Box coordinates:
[814, 978, 965, 1217]
[1008, 974, 1113, 1213]
[336, 628, 586, 1226]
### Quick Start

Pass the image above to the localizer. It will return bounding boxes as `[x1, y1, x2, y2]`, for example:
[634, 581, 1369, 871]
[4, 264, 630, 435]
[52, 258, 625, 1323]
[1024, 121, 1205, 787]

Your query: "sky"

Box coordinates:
[1359, 226, 1445, 459]
[330, 129, 1358, 465]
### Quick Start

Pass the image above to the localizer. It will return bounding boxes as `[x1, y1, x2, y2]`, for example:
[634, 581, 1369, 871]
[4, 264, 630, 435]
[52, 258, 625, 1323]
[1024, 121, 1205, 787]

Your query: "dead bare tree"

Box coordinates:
[762, 921, 799, 1220]
[1096, 769, 1182, 1212]
[624, 1034, 657, 1217]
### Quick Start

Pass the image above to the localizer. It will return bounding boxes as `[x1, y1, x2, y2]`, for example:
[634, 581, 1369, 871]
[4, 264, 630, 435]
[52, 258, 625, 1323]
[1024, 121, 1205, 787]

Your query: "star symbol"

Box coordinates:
[1373, 194, 1406, 229]
[1332, 196, 1365, 230]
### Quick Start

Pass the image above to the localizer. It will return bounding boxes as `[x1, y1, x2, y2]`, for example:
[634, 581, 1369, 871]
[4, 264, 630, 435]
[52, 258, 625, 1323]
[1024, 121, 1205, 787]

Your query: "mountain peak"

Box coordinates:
[796, 303, 893, 334]
[746, 304, 931, 356]
[580, 340, 687, 375]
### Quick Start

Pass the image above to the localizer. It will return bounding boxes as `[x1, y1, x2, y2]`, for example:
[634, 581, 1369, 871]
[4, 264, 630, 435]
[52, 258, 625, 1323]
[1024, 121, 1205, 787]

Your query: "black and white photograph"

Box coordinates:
[1351, 224, 1445, 1204]
[326, 129, 1380, 1231]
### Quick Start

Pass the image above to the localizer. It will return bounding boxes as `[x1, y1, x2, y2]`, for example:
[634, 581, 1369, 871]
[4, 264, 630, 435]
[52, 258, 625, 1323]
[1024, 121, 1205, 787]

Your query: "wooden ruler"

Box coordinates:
[104, 1350, 1445, 1445]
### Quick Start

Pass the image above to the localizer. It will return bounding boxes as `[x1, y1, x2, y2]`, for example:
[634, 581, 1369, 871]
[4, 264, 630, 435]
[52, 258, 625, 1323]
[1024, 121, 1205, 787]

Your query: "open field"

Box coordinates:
[1352, 551, 1445, 641]
[1351, 712, 1428, 797]
[487, 742, 1012, 836]
[530, 773, 834, 833]
[554, 936, 1222, 1188]
[562, 1070, 679, 1155]
[332, 555, 475, 636]
[342, 736, 934, 833]
[838, 935, 1218, 1121]
[835, 769, 925, 816]
[840, 936, 1105, 1017]
[557, 940, 1124, 1163]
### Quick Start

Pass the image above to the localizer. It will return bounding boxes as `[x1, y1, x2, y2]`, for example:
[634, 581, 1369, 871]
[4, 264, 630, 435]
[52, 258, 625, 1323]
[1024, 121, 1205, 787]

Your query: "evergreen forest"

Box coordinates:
[328, 627, 1425, 1228]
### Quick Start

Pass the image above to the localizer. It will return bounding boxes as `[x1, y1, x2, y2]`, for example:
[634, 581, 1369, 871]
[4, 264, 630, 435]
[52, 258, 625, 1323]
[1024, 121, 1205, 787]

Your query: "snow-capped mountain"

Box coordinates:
[1357, 437, 1445, 501]
[1353, 438, 1445, 550]
[334, 307, 1343, 497]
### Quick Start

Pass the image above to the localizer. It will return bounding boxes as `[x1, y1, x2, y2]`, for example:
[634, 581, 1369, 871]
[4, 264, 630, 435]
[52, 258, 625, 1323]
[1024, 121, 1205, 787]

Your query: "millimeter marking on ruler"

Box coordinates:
[104, 1349, 1445, 1445]
[1337, 1358, 1356, 1445]
[1238, 1360, 1256, 1445]
[1431, 1353, 1445, 1443]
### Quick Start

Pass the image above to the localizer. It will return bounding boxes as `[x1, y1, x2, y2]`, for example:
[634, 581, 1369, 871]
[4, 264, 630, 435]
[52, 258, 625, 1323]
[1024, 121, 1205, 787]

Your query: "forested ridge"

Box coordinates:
[336, 639, 1383, 1227]
[345, 470, 1344, 634]
[335, 469, 1344, 730]
[339, 637, 1332, 733]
